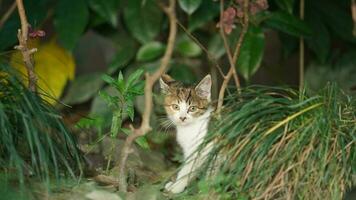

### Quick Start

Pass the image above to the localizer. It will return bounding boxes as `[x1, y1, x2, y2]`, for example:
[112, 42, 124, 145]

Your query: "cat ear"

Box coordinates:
[195, 74, 212, 100]
[159, 74, 174, 94]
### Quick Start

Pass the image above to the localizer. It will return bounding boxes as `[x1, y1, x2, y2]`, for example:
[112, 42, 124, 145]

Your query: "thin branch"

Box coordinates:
[14, 0, 37, 92]
[0, 1, 16, 29]
[216, 0, 249, 114]
[299, 0, 305, 91]
[352, 0, 356, 36]
[118, 0, 177, 192]
[176, 20, 225, 78]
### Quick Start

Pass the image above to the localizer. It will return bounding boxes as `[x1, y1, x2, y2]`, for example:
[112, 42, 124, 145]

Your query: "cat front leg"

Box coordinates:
[165, 157, 196, 193]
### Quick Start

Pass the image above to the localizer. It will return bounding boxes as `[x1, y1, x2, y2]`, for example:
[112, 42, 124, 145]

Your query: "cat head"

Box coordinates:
[160, 74, 212, 126]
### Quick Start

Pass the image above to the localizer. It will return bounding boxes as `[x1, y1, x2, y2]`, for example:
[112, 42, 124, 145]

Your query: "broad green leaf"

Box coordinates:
[274, 0, 294, 13]
[88, 0, 120, 27]
[136, 42, 165, 62]
[54, 0, 89, 50]
[188, 0, 220, 31]
[176, 36, 202, 57]
[123, 0, 162, 44]
[236, 26, 265, 81]
[62, 73, 104, 104]
[208, 34, 226, 60]
[0, 0, 47, 50]
[264, 11, 312, 38]
[305, 12, 330, 63]
[169, 64, 197, 84]
[178, 0, 202, 15]
[313, 0, 356, 43]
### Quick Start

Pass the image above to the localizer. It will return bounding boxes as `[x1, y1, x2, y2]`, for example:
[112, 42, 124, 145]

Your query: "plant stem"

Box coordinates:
[14, 0, 37, 92]
[217, 0, 249, 114]
[117, 0, 177, 192]
[0, 1, 16, 29]
[299, 0, 305, 91]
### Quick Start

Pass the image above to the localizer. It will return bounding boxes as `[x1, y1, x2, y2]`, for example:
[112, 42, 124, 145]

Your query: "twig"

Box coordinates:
[117, 0, 177, 192]
[216, 0, 249, 114]
[176, 20, 225, 78]
[299, 0, 305, 91]
[14, 0, 37, 92]
[352, 0, 356, 36]
[0, 1, 16, 29]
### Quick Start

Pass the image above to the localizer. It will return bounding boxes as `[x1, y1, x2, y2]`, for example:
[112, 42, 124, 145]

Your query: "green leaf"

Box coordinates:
[264, 11, 312, 38]
[127, 69, 144, 88]
[178, 0, 202, 15]
[208, 34, 226, 60]
[236, 26, 265, 81]
[108, 32, 137, 74]
[169, 64, 197, 84]
[176, 36, 202, 57]
[126, 103, 134, 121]
[188, 0, 220, 31]
[313, 0, 356, 43]
[62, 73, 104, 104]
[102, 74, 115, 85]
[123, 0, 162, 44]
[117, 71, 125, 93]
[274, 0, 294, 13]
[54, 0, 89, 50]
[136, 42, 165, 62]
[305, 12, 330, 63]
[88, 0, 120, 27]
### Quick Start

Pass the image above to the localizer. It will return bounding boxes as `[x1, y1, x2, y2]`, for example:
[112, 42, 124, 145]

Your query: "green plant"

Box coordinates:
[0, 64, 82, 185]
[184, 85, 355, 199]
[99, 69, 148, 171]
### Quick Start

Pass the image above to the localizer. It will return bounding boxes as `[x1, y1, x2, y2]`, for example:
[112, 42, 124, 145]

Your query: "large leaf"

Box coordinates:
[208, 34, 226, 60]
[312, 0, 356, 43]
[188, 0, 220, 31]
[136, 41, 165, 62]
[176, 36, 202, 57]
[264, 11, 312, 38]
[11, 40, 75, 104]
[54, 0, 89, 50]
[305, 11, 330, 63]
[274, 0, 294, 13]
[88, 0, 120, 27]
[63, 73, 104, 105]
[0, 0, 47, 50]
[178, 0, 202, 15]
[236, 26, 265, 81]
[123, 0, 162, 44]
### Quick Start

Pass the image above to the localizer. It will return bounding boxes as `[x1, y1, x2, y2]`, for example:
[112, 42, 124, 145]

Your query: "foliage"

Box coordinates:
[184, 85, 356, 199]
[10, 39, 75, 104]
[0, 64, 82, 184]
[96, 69, 148, 171]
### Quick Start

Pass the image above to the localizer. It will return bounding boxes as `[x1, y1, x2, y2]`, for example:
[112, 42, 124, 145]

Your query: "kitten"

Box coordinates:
[160, 74, 213, 193]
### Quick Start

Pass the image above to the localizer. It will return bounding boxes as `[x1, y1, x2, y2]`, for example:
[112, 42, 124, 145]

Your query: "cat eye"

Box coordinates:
[188, 106, 197, 112]
[172, 104, 180, 110]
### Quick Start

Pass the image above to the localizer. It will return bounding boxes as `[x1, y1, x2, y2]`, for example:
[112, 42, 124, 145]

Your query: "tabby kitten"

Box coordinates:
[160, 74, 213, 193]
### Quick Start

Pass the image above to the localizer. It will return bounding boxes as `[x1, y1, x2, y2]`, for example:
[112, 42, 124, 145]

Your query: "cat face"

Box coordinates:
[160, 74, 211, 126]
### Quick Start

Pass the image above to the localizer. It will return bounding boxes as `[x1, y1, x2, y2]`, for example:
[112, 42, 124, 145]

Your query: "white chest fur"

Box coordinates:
[175, 109, 211, 158]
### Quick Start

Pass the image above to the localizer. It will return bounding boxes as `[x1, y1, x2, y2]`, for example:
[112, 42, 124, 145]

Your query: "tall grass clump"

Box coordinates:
[192, 85, 355, 199]
[0, 64, 82, 185]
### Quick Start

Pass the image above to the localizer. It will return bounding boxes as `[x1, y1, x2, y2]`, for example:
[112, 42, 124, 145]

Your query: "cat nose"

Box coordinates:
[179, 117, 187, 122]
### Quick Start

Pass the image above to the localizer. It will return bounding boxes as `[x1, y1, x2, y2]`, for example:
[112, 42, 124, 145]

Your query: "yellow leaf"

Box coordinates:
[10, 39, 75, 104]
